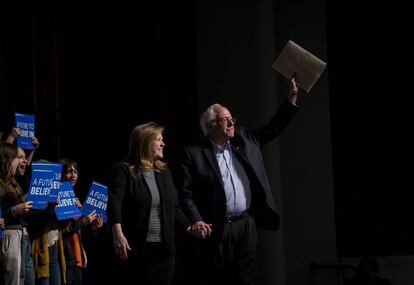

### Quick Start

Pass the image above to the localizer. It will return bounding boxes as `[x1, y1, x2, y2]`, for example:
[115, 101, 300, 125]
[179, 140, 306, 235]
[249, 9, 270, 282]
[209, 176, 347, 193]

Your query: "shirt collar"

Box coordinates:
[210, 138, 231, 154]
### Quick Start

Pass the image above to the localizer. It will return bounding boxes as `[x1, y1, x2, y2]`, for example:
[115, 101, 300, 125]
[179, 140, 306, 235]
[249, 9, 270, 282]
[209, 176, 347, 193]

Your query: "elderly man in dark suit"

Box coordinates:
[177, 78, 300, 285]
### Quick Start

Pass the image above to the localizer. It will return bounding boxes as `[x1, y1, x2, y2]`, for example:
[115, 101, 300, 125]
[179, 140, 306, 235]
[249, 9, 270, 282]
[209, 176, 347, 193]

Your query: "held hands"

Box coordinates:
[188, 220, 213, 239]
[0, 218, 4, 229]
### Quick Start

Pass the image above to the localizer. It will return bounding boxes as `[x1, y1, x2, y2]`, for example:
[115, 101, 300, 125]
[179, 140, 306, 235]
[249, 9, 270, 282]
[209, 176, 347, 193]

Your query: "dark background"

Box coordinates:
[326, 1, 411, 257]
[0, 0, 412, 283]
[0, 3, 200, 283]
[1, 2, 199, 190]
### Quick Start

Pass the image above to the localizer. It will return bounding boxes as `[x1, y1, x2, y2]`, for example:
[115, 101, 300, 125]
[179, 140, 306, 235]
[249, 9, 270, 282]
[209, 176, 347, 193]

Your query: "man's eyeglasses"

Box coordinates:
[214, 117, 237, 125]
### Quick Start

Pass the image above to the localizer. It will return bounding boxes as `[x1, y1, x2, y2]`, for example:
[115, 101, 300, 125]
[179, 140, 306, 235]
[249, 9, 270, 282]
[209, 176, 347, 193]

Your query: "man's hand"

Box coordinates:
[288, 76, 300, 106]
[190, 220, 212, 239]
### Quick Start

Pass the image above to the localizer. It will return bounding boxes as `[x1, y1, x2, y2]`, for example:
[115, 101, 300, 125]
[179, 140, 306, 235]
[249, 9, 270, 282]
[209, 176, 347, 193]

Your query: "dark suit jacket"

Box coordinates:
[178, 100, 298, 240]
[108, 162, 190, 256]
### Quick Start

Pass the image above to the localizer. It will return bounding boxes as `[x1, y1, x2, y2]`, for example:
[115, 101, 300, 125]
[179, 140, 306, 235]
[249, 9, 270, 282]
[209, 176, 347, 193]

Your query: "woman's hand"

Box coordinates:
[112, 223, 131, 260]
[91, 215, 104, 233]
[12, 201, 33, 216]
[75, 198, 82, 209]
[113, 235, 131, 260]
[81, 210, 97, 226]
[32, 137, 40, 149]
[6, 128, 21, 143]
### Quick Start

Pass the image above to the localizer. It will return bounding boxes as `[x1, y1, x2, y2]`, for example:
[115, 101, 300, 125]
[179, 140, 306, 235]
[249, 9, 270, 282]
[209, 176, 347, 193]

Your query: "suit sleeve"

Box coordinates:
[175, 200, 191, 231]
[250, 99, 299, 149]
[177, 148, 203, 223]
[107, 162, 128, 226]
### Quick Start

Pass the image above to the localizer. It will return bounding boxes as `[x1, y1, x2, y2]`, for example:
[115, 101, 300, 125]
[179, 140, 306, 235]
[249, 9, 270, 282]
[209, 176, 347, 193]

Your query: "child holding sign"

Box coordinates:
[59, 158, 103, 285]
[0, 142, 35, 285]
[6, 127, 40, 190]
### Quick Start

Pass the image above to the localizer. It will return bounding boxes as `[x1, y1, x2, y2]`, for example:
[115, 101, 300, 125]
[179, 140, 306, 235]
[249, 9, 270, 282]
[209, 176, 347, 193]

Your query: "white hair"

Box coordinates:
[199, 103, 223, 136]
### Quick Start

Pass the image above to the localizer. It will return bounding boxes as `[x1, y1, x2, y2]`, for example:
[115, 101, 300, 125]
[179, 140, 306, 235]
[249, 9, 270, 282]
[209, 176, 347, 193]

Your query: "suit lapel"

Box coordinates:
[153, 171, 165, 200]
[202, 144, 224, 189]
[230, 133, 249, 164]
[231, 144, 249, 165]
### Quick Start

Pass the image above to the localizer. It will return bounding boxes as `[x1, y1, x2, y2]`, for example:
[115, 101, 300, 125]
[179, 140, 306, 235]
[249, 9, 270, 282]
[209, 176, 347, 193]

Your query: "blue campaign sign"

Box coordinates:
[15, 113, 35, 150]
[54, 182, 82, 220]
[82, 181, 108, 223]
[27, 162, 63, 210]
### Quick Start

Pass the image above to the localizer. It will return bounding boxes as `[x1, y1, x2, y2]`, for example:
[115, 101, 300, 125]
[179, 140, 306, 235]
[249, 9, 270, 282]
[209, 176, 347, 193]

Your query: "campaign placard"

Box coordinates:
[54, 182, 82, 220]
[27, 162, 62, 209]
[82, 181, 108, 223]
[15, 113, 35, 150]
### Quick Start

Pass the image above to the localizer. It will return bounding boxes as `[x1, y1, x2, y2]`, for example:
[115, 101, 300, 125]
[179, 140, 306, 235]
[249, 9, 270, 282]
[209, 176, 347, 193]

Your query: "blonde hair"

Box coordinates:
[127, 122, 166, 177]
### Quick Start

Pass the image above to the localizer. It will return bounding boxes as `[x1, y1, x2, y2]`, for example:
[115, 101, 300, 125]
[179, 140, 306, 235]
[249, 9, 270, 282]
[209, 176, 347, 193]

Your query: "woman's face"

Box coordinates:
[16, 147, 28, 176]
[151, 133, 165, 160]
[10, 156, 20, 176]
[63, 166, 79, 186]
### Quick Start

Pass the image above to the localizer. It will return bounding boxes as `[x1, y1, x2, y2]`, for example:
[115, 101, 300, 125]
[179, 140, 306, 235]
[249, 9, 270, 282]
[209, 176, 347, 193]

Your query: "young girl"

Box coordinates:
[0, 142, 35, 285]
[60, 158, 103, 285]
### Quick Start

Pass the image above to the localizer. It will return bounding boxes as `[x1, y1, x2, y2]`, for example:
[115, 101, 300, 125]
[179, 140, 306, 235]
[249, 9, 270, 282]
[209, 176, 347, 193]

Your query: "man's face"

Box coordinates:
[209, 106, 236, 143]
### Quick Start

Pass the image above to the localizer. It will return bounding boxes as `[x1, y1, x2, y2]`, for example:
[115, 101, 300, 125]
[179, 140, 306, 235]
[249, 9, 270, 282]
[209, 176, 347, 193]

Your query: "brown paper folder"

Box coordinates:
[272, 40, 327, 92]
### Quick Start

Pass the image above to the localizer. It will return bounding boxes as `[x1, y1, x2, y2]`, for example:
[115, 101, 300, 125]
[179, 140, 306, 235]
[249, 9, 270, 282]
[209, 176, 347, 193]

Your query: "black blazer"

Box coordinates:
[108, 162, 190, 256]
[178, 100, 298, 237]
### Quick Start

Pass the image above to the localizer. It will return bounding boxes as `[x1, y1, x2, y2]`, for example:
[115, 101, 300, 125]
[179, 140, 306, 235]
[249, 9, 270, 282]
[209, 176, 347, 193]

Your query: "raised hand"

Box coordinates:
[6, 128, 21, 143]
[32, 137, 40, 149]
[288, 75, 300, 106]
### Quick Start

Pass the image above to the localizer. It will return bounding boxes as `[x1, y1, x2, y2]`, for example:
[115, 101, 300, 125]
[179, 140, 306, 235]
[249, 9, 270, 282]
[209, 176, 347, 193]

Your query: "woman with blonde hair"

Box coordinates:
[108, 122, 191, 285]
